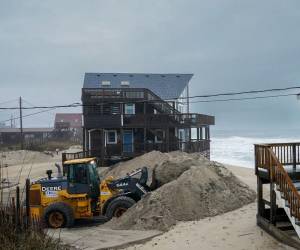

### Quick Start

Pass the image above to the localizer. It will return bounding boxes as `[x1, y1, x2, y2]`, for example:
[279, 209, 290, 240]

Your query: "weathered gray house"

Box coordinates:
[81, 73, 215, 163]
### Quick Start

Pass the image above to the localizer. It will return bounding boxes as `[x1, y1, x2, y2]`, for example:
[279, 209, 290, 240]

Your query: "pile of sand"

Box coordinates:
[101, 151, 171, 185]
[105, 151, 256, 231]
[102, 151, 209, 186]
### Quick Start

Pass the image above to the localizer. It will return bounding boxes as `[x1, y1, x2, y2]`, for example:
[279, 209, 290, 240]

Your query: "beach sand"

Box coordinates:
[0, 150, 296, 249]
[124, 165, 294, 250]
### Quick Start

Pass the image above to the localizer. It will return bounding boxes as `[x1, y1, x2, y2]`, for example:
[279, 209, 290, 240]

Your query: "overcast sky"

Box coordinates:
[1, 0, 300, 132]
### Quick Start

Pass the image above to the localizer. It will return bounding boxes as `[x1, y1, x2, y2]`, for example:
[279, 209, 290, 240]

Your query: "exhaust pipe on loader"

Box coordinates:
[55, 163, 63, 179]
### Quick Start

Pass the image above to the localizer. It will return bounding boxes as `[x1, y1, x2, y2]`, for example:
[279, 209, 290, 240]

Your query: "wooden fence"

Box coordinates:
[0, 179, 40, 232]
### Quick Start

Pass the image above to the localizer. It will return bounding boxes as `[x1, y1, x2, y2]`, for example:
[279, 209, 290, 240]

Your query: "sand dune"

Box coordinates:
[124, 165, 294, 250]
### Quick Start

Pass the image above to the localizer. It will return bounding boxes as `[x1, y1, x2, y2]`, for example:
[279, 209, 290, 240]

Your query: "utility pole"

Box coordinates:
[10, 114, 13, 128]
[0, 154, 2, 203]
[187, 83, 190, 114]
[19, 97, 24, 150]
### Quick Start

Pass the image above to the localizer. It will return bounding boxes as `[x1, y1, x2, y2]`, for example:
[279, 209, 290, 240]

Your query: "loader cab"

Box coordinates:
[63, 158, 100, 199]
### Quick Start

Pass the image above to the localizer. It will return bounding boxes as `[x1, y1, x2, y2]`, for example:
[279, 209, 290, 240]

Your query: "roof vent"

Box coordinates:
[161, 75, 165, 77]
[113, 74, 117, 77]
[129, 74, 133, 77]
[145, 74, 149, 77]
[176, 75, 180, 78]
[121, 81, 130, 86]
[101, 81, 111, 86]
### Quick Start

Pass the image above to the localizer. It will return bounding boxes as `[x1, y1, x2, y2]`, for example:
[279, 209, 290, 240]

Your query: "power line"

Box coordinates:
[181, 86, 300, 99]
[0, 91, 299, 112]
[21, 99, 36, 108]
[0, 93, 297, 124]
[185, 93, 298, 103]
[0, 91, 297, 123]
[0, 99, 18, 114]
[0, 85, 300, 110]
[22, 99, 48, 109]
[0, 98, 18, 106]
[0, 102, 80, 110]
[0, 107, 58, 124]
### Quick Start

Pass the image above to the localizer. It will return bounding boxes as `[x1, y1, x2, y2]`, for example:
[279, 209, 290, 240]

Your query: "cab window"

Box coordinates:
[68, 164, 88, 184]
[88, 163, 99, 183]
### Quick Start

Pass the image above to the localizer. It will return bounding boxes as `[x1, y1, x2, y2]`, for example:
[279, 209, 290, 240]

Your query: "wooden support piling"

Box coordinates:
[25, 178, 30, 227]
[16, 186, 20, 229]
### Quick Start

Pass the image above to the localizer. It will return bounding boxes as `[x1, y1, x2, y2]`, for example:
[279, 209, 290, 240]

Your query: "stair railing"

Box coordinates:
[256, 144, 300, 221]
[145, 89, 180, 114]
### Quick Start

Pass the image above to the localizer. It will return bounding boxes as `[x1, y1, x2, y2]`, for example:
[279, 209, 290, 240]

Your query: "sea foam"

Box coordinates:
[211, 136, 300, 168]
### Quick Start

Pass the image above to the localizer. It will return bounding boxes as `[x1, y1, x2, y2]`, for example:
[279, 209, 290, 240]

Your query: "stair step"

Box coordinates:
[273, 170, 300, 238]
[285, 200, 290, 208]
[293, 182, 300, 191]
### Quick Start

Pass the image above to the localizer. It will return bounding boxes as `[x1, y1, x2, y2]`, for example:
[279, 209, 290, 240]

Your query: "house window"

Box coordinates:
[155, 130, 164, 143]
[106, 130, 117, 144]
[125, 103, 135, 115]
[121, 81, 130, 86]
[101, 81, 111, 86]
[111, 104, 120, 114]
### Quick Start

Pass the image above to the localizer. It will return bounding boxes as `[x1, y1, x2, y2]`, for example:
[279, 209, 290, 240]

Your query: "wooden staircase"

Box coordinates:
[274, 183, 300, 237]
[255, 143, 300, 248]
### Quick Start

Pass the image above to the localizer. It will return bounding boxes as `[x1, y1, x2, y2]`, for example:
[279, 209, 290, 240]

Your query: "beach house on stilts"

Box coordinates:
[79, 73, 214, 165]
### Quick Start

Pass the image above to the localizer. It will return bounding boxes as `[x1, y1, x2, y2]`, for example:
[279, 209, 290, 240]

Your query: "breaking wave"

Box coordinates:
[211, 135, 300, 168]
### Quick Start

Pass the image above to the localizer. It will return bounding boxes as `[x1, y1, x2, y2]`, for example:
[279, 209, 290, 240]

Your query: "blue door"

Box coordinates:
[123, 130, 133, 153]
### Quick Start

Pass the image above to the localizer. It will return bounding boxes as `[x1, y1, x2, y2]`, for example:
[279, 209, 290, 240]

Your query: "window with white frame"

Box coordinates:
[124, 103, 135, 115]
[155, 129, 164, 143]
[121, 81, 130, 86]
[106, 130, 117, 144]
[101, 81, 111, 86]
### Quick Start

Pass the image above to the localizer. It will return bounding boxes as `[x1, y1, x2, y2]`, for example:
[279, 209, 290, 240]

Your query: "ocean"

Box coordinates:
[210, 129, 300, 168]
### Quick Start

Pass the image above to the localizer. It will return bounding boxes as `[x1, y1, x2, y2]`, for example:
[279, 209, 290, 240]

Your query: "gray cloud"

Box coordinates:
[1, 0, 300, 130]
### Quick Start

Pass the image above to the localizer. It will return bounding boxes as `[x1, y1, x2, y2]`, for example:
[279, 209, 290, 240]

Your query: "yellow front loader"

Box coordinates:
[29, 158, 149, 228]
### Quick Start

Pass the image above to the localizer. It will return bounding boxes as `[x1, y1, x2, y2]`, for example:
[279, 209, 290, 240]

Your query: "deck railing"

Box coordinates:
[255, 143, 300, 221]
[62, 150, 100, 163]
[84, 113, 215, 129]
[269, 143, 300, 166]
[82, 88, 179, 114]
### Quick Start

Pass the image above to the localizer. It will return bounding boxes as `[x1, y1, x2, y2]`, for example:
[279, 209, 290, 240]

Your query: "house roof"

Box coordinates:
[0, 128, 53, 133]
[54, 113, 82, 128]
[83, 73, 193, 100]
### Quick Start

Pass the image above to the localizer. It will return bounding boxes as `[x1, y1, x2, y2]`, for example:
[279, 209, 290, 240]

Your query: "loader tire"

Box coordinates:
[43, 202, 74, 228]
[105, 196, 136, 220]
